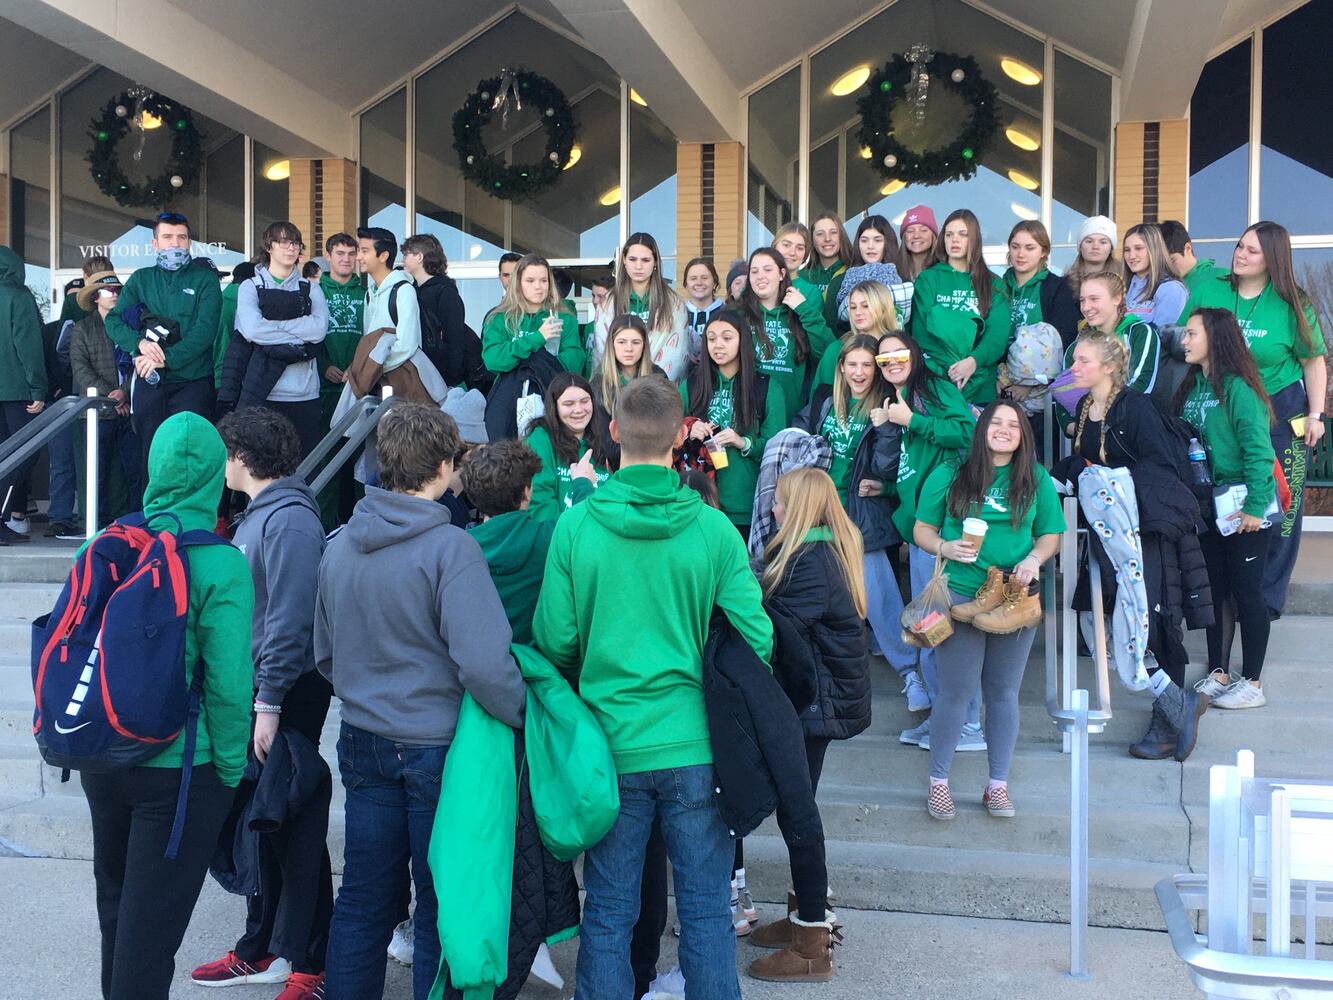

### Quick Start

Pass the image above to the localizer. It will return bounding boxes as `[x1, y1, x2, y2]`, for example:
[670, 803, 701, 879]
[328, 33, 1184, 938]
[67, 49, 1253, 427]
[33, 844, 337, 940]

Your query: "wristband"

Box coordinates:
[253, 702, 281, 714]
[740, 436, 753, 456]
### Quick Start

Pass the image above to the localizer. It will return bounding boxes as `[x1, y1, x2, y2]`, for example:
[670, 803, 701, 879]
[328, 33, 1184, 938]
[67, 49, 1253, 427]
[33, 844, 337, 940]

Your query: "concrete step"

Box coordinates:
[0, 542, 79, 584]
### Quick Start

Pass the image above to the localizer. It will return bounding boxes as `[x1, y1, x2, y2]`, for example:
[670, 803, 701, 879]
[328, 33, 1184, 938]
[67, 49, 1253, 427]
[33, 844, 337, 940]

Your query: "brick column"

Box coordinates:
[675, 141, 745, 273]
[288, 160, 316, 249]
[1113, 119, 1188, 236]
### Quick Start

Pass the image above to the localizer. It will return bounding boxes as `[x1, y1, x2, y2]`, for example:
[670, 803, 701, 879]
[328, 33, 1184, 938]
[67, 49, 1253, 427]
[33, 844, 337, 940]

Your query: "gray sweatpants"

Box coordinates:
[929, 591, 1037, 782]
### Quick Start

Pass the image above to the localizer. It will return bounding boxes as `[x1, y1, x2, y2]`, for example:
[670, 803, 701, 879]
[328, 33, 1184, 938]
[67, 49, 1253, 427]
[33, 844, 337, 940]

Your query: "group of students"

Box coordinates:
[8, 196, 1326, 1000]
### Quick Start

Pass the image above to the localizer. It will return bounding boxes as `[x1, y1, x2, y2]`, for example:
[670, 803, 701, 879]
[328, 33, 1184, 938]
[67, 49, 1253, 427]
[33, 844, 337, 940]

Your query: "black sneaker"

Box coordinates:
[0, 524, 30, 545]
[52, 522, 85, 540]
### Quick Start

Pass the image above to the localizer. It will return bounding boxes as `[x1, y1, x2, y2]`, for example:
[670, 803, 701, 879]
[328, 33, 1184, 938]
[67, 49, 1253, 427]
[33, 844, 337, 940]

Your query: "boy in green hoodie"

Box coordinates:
[316, 233, 365, 528]
[104, 212, 223, 483]
[534, 376, 772, 1000]
[79, 411, 254, 1000]
[460, 439, 554, 645]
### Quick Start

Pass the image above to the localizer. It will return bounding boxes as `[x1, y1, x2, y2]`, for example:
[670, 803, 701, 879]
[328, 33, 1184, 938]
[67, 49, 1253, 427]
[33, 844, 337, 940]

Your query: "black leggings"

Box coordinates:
[782, 736, 831, 922]
[1200, 526, 1272, 681]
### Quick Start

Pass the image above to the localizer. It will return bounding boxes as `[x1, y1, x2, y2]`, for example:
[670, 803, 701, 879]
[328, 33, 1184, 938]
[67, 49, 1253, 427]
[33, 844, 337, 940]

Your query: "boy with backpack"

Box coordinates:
[315, 401, 525, 1000]
[533, 376, 773, 999]
[34, 411, 254, 1000]
[189, 407, 332, 999]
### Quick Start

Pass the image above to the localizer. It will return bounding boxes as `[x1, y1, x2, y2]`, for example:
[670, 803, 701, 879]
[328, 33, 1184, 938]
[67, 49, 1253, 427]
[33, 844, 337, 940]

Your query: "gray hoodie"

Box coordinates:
[230, 476, 325, 706]
[314, 486, 525, 744]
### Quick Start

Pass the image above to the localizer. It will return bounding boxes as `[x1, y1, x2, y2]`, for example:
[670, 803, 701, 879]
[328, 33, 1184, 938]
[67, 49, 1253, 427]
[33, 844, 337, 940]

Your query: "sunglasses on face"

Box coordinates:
[876, 352, 911, 366]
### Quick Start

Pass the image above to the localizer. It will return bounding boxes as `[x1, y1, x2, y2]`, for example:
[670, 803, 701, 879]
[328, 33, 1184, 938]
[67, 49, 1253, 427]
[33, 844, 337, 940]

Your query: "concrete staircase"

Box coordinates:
[1, 539, 1329, 933]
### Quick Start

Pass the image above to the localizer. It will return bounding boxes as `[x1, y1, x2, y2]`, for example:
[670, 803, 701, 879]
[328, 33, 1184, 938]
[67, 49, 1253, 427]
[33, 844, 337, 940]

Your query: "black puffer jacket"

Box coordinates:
[765, 538, 870, 741]
[798, 385, 902, 552]
[1039, 271, 1082, 349]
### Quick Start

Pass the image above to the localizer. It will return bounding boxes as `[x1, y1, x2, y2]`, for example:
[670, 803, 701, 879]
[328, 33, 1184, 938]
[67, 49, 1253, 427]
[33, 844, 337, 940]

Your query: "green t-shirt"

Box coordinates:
[821, 403, 868, 503]
[915, 461, 1065, 596]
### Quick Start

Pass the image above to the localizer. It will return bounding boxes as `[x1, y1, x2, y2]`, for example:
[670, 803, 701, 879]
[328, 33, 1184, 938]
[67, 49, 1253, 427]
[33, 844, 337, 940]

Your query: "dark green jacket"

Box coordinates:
[105, 257, 223, 384]
[0, 246, 48, 402]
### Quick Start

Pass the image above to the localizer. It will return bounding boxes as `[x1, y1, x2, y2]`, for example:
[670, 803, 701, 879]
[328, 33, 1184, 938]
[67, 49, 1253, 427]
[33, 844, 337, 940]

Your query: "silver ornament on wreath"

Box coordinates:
[883, 154, 898, 168]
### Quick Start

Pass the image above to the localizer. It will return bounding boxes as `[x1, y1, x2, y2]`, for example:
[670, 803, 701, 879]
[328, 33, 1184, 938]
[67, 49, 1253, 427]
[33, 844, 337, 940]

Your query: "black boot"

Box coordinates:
[1128, 699, 1175, 760]
[1157, 683, 1209, 762]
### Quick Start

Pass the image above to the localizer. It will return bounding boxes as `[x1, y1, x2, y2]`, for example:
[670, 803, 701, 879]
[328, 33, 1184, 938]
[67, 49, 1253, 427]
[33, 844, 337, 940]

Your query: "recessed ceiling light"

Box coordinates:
[1001, 57, 1042, 86]
[1008, 169, 1039, 191]
[1011, 202, 1039, 221]
[139, 110, 163, 130]
[629, 88, 647, 107]
[599, 185, 622, 207]
[831, 65, 871, 97]
[879, 179, 906, 196]
[1005, 126, 1040, 151]
[859, 146, 873, 160]
[564, 146, 582, 170]
[264, 160, 291, 181]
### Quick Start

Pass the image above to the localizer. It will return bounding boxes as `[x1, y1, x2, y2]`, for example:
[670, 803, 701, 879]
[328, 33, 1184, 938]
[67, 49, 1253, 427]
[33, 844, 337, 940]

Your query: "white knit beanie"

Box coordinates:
[1078, 215, 1116, 245]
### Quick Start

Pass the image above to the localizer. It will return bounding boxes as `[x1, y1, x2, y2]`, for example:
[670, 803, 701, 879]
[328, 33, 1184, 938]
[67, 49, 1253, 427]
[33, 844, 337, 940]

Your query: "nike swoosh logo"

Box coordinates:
[1245, 556, 1258, 562]
[53, 720, 93, 735]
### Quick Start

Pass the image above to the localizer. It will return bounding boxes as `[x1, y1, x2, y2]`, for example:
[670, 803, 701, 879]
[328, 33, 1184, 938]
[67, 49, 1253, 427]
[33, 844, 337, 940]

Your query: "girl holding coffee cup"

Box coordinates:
[480, 254, 586, 377]
[525, 371, 615, 522]
[682, 310, 787, 535]
[874, 331, 977, 747]
[913, 401, 1065, 820]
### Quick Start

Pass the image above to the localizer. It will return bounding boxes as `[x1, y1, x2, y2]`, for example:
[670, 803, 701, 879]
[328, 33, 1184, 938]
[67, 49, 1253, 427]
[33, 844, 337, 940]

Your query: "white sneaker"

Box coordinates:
[1195, 671, 1233, 699]
[1212, 680, 1266, 710]
[387, 917, 414, 966]
[529, 942, 564, 989]
[900, 718, 930, 746]
[921, 723, 986, 752]
[903, 672, 931, 712]
[6, 516, 29, 535]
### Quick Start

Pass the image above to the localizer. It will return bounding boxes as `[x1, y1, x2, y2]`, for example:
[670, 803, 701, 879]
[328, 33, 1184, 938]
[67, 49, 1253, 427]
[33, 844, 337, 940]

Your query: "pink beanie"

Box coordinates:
[900, 205, 938, 236]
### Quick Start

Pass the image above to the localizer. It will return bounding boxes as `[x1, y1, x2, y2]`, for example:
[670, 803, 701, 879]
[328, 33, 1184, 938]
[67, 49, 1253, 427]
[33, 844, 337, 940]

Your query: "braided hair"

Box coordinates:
[1072, 330, 1130, 464]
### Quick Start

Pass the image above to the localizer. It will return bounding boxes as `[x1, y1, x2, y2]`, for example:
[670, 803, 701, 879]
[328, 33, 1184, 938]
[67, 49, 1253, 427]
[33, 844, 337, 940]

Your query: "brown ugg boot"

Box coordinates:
[749, 892, 796, 949]
[951, 565, 1006, 622]
[746, 915, 839, 983]
[973, 578, 1042, 634]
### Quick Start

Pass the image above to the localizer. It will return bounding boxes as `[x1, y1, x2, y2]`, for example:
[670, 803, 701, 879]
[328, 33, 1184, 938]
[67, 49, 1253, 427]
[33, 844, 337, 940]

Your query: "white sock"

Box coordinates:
[1148, 670, 1173, 698]
[734, 867, 747, 891]
[988, 779, 1007, 793]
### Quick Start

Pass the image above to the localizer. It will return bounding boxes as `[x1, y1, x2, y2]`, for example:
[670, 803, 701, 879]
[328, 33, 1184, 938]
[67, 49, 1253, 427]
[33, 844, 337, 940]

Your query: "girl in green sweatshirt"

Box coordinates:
[680, 309, 787, 530]
[525, 372, 614, 521]
[807, 211, 854, 302]
[813, 277, 901, 391]
[1178, 307, 1277, 710]
[773, 221, 831, 313]
[739, 247, 831, 423]
[481, 255, 586, 377]
[908, 209, 1010, 405]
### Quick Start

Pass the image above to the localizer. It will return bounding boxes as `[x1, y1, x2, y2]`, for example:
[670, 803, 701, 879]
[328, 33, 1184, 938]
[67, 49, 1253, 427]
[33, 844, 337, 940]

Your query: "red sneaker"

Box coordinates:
[190, 951, 291, 986]
[274, 971, 325, 999]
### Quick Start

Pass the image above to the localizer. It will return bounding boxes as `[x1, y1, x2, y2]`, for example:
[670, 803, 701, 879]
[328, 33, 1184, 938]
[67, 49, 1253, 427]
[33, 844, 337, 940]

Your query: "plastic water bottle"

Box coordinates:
[1187, 437, 1212, 486]
[143, 368, 160, 386]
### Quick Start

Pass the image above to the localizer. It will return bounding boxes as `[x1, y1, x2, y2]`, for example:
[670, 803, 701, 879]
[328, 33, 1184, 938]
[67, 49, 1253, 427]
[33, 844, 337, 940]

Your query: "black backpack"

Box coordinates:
[388, 281, 489, 392]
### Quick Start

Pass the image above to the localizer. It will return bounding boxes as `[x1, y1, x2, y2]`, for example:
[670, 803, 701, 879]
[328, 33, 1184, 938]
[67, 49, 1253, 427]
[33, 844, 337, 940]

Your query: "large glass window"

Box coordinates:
[253, 141, 290, 250]
[361, 87, 406, 240]
[629, 99, 679, 261]
[747, 66, 799, 250]
[1259, 0, 1333, 234]
[1188, 39, 1251, 240]
[1051, 50, 1113, 249]
[9, 105, 51, 314]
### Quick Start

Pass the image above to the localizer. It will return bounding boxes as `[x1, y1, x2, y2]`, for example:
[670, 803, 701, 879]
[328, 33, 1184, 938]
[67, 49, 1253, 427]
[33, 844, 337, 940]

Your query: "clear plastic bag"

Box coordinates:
[900, 553, 955, 648]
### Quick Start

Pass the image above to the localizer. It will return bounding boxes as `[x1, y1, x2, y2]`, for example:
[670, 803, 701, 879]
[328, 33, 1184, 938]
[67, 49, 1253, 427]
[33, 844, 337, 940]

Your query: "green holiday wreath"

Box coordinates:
[452, 68, 577, 201]
[87, 91, 202, 209]
[856, 51, 1002, 187]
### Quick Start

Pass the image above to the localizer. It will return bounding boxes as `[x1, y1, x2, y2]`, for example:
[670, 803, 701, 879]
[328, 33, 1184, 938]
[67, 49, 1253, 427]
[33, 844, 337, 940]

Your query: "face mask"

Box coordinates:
[156, 247, 192, 271]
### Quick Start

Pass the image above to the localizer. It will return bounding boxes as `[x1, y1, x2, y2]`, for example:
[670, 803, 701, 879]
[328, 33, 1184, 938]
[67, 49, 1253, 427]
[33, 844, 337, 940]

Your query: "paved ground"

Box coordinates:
[0, 856, 1205, 999]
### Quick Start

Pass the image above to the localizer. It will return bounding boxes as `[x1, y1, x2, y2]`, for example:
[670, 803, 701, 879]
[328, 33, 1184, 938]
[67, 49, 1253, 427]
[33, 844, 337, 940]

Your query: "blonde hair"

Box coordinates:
[773, 222, 812, 271]
[762, 468, 867, 617]
[1071, 330, 1130, 464]
[499, 254, 565, 333]
[831, 334, 887, 423]
[1078, 270, 1129, 332]
[845, 280, 900, 336]
[597, 314, 654, 410]
[1121, 223, 1181, 303]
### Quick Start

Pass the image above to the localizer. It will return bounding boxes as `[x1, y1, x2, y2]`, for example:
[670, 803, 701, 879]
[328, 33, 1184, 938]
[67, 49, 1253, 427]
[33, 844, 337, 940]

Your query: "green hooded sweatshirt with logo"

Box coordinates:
[533, 464, 774, 774]
[753, 297, 831, 423]
[481, 307, 586, 376]
[801, 261, 846, 301]
[889, 378, 977, 540]
[1180, 371, 1277, 517]
[105, 257, 223, 384]
[908, 262, 1010, 404]
[1180, 274, 1326, 396]
[78, 413, 255, 785]
[0, 246, 48, 402]
[318, 272, 365, 395]
[1002, 265, 1049, 330]
[524, 425, 609, 522]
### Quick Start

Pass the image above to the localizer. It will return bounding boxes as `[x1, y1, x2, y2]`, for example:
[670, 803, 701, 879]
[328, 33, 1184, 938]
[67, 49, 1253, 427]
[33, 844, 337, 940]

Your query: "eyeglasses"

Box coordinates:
[157, 212, 188, 224]
[271, 238, 305, 251]
[876, 352, 911, 367]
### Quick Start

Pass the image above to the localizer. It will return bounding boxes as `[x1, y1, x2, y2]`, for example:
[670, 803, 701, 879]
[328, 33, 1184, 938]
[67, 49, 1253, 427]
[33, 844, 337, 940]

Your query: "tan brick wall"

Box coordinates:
[1157, 120, 1188, 225]
[320, 158, 359, 244]
[288, 160, 316, 250]
[1114, 122, 1145, 239]
[674, 142, 745, 276]
[1114, 119, 1189, 236]
[676, 144, 702, 265]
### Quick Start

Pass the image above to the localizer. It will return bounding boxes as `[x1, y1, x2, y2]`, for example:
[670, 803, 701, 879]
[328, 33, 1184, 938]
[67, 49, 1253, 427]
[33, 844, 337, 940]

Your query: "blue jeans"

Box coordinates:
[325, 723, 447, 1000]
[863, 549, 917, 679]
[576, 765, 739, 1000]
[909, 545, 979, 726]
[47, 422, 77, 522]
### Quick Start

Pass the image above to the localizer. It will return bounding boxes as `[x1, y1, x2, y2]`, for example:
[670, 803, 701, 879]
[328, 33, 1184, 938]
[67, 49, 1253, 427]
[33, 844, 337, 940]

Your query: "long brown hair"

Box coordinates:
[1122, 223, 1181, 303]
[810, 211, 854, 268]
[1173, 308, 1275, 427]
[740, 247, 810, 366]
[1006, 220, 1051, 272]
[612, 232, 680, 334]
[762, 467, 867, 617]
[773, 222, 812, 272]
[947, 401, 1038, 528]
[530, 371, 615, 467]
[597, 314, 655, 411]
[830, 334, 888, 423]
[933, 209, 995, 319]
[851, 214, 900, 267]
[686, 309, 764, 433]
[1230, 221, 1318, 353]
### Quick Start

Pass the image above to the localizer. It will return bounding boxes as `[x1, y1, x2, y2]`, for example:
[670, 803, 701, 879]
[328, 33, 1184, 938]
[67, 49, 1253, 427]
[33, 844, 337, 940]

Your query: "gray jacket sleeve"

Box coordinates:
[254, 511, 325, 705]
[237, 276, 329, 347]
[438, 550, 526, 728]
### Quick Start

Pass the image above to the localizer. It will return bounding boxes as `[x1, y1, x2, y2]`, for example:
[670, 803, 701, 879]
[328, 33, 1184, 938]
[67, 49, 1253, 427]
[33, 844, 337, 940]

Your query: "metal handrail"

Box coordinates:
[296, 389, 399, 496]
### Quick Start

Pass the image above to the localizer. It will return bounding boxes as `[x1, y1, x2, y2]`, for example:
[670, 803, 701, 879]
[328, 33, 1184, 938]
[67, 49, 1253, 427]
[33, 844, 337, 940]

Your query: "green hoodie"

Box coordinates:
[109, 413, 254, 785]
[1180, 274, 1326, 396]
[1002, 265, 1048, 331]
[908, 262, 1010, 404]
[318, 272, 364, 395]
[889, 378, 977, 539]
[525, 425, 608, 522]
[468, 510, 556, 645]
[533, 464, 774, 774]
[212, 280, 239, 388]
[801, 261, 846, 301]
[1180, 257, 1223, 297]
[0, 246, 48, 402]
[754, 304, 820, 423]
[106, 257, 223, 384]
[1181, 372, 1276, 517]
[481, 307, 586, 376]
[678, 374, 788, 525]
[791, 277, 835, 362]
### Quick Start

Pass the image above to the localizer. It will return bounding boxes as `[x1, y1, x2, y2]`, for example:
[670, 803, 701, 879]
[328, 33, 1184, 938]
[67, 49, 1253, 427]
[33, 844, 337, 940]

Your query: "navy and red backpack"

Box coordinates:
[31, 512, 230, 858]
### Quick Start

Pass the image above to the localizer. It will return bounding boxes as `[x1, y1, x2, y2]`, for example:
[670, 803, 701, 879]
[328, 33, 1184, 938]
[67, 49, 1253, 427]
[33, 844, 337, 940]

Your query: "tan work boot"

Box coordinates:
[747, 916, 840, 983]
[749, 892, 796, 949]
[951, 565, 1006, 623]
[973, 579, 1042, 634]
